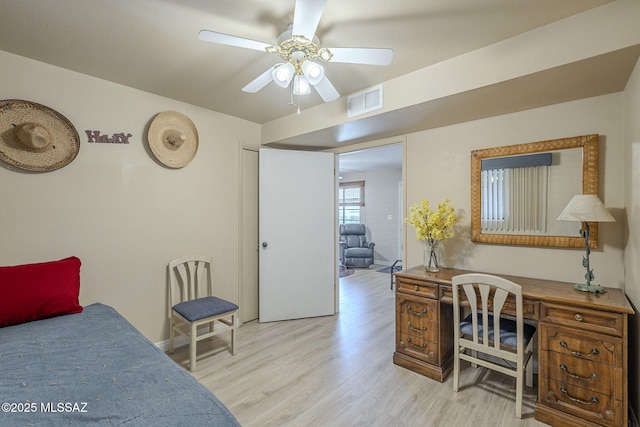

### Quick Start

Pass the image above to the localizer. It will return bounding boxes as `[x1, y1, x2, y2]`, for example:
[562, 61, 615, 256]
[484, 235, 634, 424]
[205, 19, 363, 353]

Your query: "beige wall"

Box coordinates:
[361, 168, 403, 264]
[0, 50, 261, 343]
[404, 92, 626, 286]
[624, 56, 640, 420]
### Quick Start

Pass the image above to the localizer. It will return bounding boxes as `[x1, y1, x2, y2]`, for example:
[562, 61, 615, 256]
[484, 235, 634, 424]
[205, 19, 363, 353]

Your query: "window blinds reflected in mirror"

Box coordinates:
[481, 153, 551, 234]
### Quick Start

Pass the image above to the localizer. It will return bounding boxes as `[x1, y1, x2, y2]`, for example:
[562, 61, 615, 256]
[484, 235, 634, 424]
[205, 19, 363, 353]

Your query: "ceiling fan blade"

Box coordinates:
[313, 76, 340, 102]
[198, 30, 271, 52]
[292, 0, 327, 40]
[242, 67, 275, 93]
[328, 47, 394, 66]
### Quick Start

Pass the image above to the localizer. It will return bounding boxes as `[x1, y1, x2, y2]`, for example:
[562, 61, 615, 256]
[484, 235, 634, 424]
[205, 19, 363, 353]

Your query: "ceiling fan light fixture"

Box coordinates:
[293, 75, 311, 95]
[292, 35, 313, 46]
[272, 63, 295, 88]
[198, 0, 393, 108]
[302, 61, 324, 85]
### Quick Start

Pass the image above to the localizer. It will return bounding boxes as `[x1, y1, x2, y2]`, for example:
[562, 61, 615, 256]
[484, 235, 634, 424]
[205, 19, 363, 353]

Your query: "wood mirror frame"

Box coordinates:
[470, 134, 599, 248]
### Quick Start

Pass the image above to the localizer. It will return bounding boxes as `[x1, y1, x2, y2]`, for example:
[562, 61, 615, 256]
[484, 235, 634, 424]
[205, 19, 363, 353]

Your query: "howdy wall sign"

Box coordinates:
[85, 130, 132, 144]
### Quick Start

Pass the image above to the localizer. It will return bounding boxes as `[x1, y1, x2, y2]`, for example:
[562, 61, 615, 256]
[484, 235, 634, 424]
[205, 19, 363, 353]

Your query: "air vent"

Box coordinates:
[347, 84, 383, 118]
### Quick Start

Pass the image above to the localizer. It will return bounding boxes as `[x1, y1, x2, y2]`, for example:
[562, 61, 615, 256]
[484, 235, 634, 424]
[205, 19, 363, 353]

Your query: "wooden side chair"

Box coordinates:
[168, 255, 238, 371]
[452, 273, 537, 419]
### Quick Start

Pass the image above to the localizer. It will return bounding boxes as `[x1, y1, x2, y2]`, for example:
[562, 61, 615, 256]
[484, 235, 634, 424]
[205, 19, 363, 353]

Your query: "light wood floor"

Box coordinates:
[168, 266, 547, 427]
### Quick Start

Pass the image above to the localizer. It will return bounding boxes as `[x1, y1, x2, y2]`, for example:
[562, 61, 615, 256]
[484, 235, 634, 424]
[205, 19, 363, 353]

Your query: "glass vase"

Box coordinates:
[423, 240, 442, 272]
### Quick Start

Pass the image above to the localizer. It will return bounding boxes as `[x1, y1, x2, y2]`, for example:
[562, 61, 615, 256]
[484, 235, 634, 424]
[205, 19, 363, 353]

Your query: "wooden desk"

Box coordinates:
[393, 266, 634, 427]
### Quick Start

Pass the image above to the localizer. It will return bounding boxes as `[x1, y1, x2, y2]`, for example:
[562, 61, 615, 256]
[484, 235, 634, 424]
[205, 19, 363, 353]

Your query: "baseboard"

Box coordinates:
[154, 320, 237, 352]
[155, 334, 188, 352]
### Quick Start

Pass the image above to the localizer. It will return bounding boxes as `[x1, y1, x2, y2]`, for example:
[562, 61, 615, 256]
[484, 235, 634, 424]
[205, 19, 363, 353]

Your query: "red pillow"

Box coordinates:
[0, 256, 83, 327]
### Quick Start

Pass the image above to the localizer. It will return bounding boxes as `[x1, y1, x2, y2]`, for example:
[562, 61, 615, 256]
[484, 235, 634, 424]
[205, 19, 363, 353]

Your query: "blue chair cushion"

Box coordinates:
[173, 296, 239, 322]
[345, 247, 373, 257]
[460, 313, 536, 348]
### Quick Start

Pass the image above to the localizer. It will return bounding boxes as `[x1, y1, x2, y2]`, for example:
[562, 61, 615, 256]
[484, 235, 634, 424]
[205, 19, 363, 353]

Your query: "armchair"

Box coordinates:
[339, 224, 375, 267]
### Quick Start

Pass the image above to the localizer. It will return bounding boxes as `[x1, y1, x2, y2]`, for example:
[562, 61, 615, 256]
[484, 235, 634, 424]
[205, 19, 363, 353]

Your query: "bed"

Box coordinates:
[0, 257, 240, 426]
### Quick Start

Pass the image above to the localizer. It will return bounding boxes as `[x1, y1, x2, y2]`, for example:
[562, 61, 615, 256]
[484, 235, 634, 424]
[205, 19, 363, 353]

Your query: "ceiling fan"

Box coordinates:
[198, 0, 393, 108]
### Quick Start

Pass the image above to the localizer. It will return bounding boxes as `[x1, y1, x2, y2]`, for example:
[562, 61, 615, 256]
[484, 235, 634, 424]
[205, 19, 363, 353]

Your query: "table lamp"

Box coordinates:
[557, 194, 615, 293]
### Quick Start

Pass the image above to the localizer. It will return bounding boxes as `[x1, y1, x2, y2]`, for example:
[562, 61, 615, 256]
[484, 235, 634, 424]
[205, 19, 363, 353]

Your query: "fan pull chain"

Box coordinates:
[289, 84, 295, 106]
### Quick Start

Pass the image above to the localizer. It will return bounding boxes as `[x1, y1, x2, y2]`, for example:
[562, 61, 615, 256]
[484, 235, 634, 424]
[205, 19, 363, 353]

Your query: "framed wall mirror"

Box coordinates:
[470, 134, 599, 248]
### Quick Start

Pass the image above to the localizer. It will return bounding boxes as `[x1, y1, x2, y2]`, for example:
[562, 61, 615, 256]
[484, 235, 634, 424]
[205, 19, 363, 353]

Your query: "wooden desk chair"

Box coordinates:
[168, 255, 238, 371]
[452, 273, 536, 419]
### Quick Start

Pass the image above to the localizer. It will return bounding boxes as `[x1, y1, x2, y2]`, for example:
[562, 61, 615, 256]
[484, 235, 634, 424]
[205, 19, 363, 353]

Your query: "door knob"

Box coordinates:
[262, 242, 268, 248]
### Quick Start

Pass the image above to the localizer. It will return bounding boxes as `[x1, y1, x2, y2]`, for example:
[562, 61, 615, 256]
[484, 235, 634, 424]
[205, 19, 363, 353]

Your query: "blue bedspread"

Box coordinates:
[0, 303, 240, 426]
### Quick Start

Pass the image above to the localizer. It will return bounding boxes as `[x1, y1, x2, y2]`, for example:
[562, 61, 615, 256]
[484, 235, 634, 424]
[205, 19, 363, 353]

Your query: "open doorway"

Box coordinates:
[337, 143, 403, 273]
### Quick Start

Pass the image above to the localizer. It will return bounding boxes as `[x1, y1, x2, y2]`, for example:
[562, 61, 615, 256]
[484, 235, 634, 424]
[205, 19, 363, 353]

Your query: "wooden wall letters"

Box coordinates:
[85, 130, 132, 144]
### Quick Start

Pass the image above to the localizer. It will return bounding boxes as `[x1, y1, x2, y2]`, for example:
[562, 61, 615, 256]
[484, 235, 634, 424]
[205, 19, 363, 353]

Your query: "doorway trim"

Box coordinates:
[238, 144, 260, 325]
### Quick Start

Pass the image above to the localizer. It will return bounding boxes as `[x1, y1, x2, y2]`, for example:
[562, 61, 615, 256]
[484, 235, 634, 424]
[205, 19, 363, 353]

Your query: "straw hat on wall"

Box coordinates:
[0, 99, 80, 172]
[147, 111, 198, 168]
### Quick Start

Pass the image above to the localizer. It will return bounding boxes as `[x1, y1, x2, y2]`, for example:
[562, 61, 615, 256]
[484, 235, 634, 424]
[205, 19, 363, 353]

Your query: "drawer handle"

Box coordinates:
[403, 338, 427, 350]
[414, 285, 419, 291]
[574, 313, 583, 321]
[559, 341, 599, 357]
[559, 364, 599, 382]
[560, 386, 599, 406]
[406, 305, 427, 317]
[407, 322, 427, 333]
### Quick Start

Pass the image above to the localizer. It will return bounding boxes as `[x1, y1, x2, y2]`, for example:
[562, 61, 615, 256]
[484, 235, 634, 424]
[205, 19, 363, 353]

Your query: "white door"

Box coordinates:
[259, 148, 336, 322]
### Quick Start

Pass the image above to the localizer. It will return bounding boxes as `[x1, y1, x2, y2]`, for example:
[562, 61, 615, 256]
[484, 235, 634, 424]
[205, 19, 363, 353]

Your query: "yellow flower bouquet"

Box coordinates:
[405, 198, 459, 271]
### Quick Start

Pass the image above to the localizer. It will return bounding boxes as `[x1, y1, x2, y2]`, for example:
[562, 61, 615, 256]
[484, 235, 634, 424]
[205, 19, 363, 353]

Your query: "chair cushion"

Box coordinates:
[460, 313, 536, 348]
[339, 224, 368, 249]
[344, 247, 373, 257]
[339, 224, 366, 235]
[342, 234, 366, 248]
[344, 257, 373, 267]
[173, 296, 238, 322]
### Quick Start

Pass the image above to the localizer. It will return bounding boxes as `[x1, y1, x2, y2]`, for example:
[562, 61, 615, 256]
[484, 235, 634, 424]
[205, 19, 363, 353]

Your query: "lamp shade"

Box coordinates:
[302, 61, 324, 85]
[293, 75, 311, 95]
[272, 63, 294, 88]
[557, 195, 615, 222]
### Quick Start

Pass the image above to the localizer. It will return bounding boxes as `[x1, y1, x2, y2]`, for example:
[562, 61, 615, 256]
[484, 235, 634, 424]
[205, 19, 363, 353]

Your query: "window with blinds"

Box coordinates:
[339, 181, 364, 224]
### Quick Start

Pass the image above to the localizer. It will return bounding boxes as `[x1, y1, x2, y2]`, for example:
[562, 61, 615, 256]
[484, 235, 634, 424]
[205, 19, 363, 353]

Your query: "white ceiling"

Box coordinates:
[338, 144, 402, 176]
[0, 0, 618, 129]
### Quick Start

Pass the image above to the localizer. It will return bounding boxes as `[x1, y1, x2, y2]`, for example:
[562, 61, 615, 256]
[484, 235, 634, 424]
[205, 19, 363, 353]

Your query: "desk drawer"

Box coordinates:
[399, 313, 438, 342]
[397, 333, 438, 364]
[540, 378, 623, 427]
[540, 325, 622, 367]
[540, 302, 624, 337]
[396, 276, 439, 299]
[544, 351, 620, 399]
[396, 293, 437, 321]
